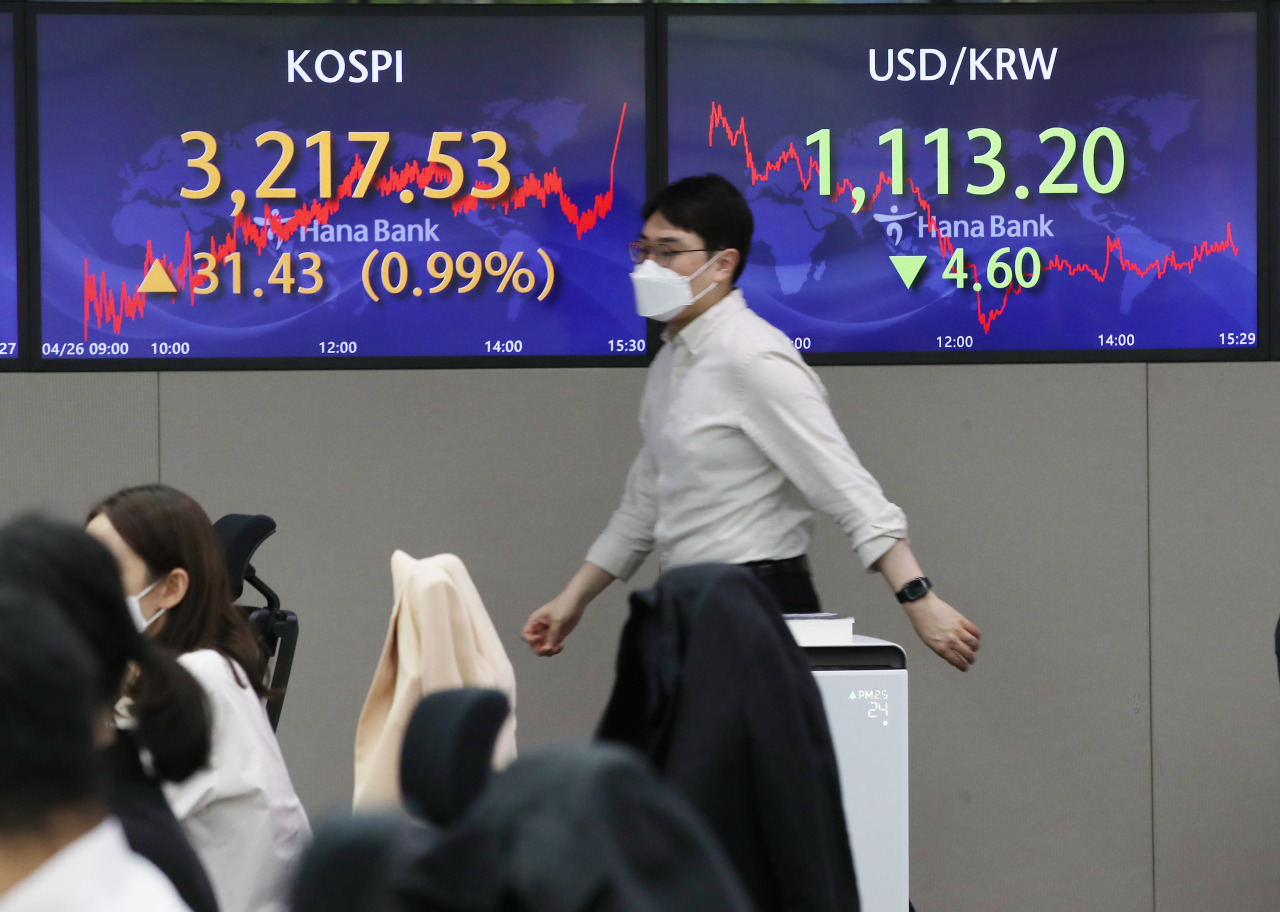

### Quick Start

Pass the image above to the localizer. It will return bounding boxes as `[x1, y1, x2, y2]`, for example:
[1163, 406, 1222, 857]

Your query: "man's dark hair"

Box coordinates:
[643, 174, 753, 283]
[0, 584, 102, 831]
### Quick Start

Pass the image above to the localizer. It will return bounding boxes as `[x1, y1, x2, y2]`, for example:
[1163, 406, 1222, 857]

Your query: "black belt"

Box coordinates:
[740, 555, 811, 579]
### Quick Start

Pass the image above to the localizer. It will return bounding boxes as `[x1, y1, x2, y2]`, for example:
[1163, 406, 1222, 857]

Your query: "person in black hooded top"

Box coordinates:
[0, 515, 219, 912]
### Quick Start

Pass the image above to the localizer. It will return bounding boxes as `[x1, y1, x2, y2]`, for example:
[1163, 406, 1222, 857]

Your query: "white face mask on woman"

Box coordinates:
[125, 579, 164, 633]
[630, 251, 724, 323]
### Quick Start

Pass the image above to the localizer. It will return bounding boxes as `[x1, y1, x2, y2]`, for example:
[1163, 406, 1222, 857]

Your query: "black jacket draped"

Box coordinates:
[597, 564, 860, 912]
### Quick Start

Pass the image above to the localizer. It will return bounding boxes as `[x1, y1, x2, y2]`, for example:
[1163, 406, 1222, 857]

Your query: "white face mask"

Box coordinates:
[125, 579, 164, 633]
[630, 251, 724, 323]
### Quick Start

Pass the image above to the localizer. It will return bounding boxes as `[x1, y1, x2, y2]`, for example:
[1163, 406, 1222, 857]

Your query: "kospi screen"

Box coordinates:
[35, 8, 648, 366]
[665, 5, 1262, 360]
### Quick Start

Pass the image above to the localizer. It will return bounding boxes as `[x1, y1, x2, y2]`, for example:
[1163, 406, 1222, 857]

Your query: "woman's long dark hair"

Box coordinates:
[0, 515, 211, 782]
[87, 484, 270, 698]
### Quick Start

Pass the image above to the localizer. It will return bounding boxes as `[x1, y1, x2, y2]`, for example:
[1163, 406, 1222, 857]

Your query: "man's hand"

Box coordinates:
[522, 562, 616, 657]
[902, 593, 981, 671]
[874, 540, 980, 671]
[522, 596, 586, 657]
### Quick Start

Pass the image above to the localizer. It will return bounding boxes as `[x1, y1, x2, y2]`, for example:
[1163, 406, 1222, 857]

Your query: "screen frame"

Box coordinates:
[26, 1, 658, 373]
[0, 3, 25, 371]
[659, 1, 1270, 367]
[1270, 0, 1280, 360]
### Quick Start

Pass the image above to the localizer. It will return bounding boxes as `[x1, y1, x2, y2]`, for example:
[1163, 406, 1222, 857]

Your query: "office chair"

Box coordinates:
[399, 688, 510, 827]
[213, 513, 297, 730]
[291, 813, 420, 912]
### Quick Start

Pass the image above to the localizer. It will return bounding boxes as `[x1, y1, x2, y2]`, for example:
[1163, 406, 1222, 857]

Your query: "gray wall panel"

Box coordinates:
[0, 372, 159, 519]
[158, 368, 646, 817]
[1148, 364, 1280, 912]
[810, 364, 1152, 912]
[0, 357, 1253, 910]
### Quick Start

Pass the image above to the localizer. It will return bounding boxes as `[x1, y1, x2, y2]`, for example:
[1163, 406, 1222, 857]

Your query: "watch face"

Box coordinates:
[901, 578, 930, 601]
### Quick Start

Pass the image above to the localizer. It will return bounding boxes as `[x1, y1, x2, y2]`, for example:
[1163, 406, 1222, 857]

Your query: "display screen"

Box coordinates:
[35, 10, 648, 365]
[0, 11, 16, 364]
[666, 7, 1261, 359]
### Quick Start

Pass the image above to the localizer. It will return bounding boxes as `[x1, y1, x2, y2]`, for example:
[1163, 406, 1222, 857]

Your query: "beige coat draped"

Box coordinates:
[352, 551, 517, 809]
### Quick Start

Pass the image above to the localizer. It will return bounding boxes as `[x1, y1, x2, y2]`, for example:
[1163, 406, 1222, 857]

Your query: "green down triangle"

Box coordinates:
[889, 255, 927, 289]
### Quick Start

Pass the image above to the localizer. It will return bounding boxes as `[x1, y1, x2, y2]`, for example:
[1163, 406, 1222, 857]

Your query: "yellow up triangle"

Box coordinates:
[889, 255, 927, 289]
[138, 260, 177, 295]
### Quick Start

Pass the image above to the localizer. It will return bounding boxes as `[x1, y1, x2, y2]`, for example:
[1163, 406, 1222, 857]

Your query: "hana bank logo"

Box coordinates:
[874, 205, 916, 247]
[253, 209, 285, 250]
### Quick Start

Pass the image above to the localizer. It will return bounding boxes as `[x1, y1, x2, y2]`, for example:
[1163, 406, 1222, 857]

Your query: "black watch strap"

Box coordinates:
[895, 576, 933, 603]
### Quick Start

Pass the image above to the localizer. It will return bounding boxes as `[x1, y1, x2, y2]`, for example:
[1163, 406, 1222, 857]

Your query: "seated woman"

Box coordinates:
[0, 515, 219, 912]
[87, 484, 311, 912]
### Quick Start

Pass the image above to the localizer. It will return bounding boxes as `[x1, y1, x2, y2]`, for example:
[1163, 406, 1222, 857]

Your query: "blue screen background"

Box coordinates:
[38, 13, 648, 361]
[668, 11, 1258, 355]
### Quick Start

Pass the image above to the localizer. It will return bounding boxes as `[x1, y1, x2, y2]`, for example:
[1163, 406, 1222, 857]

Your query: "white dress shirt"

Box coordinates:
[586, 290, 907, 580]
[163, 650, 311, 912]
[0, 818, 191, 912]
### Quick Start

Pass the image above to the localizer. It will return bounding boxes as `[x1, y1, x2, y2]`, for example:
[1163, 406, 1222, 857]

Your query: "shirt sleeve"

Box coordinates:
[584, 444, 659, 582]
[737, 348, 908, 569]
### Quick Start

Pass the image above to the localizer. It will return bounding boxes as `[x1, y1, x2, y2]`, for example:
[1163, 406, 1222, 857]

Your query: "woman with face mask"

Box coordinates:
[524, 174, 981, 674]
[0, 515, 218, 912]
[86, 484, 311, 912]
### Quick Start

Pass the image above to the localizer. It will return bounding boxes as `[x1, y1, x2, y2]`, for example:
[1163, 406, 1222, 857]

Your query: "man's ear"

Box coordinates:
[714, 248, 740, 284]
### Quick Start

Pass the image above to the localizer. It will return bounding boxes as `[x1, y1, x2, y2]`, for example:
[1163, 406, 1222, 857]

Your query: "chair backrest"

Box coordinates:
[213, 513, 296, 730]
[291, 814, 410, 912]
[399, 688, 510, 827]
[214, 513, 276, 601]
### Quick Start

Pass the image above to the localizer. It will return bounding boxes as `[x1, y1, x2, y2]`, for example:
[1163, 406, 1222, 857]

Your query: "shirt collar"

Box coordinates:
[662, 289, 746, 355]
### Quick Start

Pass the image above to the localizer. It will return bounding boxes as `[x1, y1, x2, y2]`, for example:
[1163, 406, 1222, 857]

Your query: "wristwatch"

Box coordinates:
[894, 576, 933, 604]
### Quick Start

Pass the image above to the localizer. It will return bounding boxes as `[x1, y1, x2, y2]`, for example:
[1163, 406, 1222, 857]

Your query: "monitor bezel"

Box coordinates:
[27, 2, 658, 373]
[659, 1, 1270, 366]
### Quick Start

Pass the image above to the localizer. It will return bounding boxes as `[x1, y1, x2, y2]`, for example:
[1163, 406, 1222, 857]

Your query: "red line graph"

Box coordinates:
[709, 102, 823, 190]
[82, 104, 629, 338]
[707, 102, 1240, 334]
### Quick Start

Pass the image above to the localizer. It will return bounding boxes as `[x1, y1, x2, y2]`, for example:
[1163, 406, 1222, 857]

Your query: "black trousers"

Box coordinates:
[747, 569, 823, 614]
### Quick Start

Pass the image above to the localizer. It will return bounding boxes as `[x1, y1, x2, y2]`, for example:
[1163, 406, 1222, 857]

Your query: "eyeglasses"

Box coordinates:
[627, 240, 716, 267]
